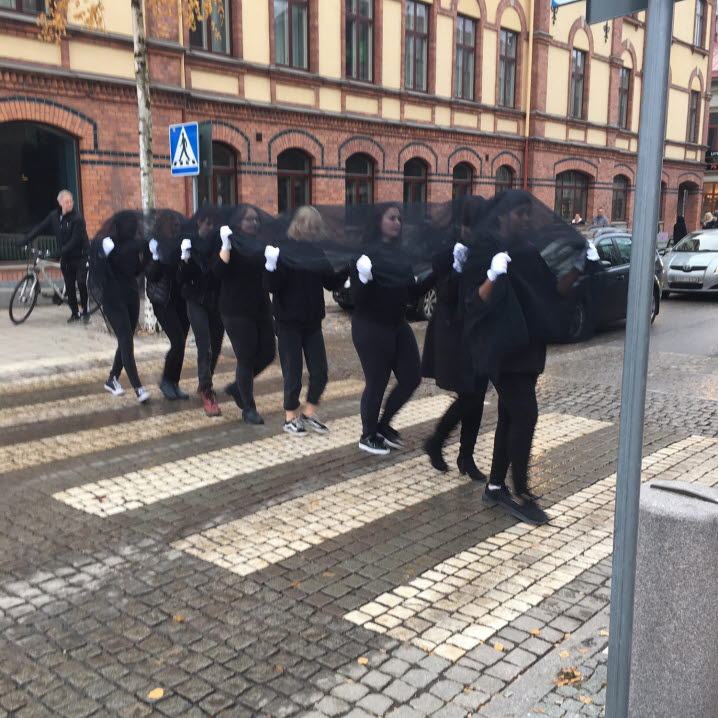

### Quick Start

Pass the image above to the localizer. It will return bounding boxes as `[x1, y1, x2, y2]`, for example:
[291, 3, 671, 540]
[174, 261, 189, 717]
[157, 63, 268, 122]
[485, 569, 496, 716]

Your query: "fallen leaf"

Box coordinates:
[322, 572, 336, 577]
[579, 696, 593, 705]
[95, 495, 107, 502]
[579, 648, 589, 654]
[564, 633, 572, 639]
[275, 665, 284, 673]
[559, 651, 570, 658]
[311, 500, 320, 506]
[154, 658, 165, 666]
[599, 630, 609, 636]
[493, 642, 504, 652]
[405, 568, 415, 575]
[357, 657, 369, 665]
[530, 628, 541, 636]
[554, 667, 583, 687]
[346, 678, 354, 683]
[169, 648, 182, 656]
[147, 688, 164, 700]
[533, 709, 546, 715]
[601, 681, 607, 688]
[172, 615, 185, 623]
[290, 581, 302, 588]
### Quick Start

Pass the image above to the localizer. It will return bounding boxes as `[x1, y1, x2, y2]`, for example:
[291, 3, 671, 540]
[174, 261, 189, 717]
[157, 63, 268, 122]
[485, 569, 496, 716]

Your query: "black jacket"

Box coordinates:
[26, 209, 89, 260]
[212, 241, 271, 319]
[145, 251, 182, 308]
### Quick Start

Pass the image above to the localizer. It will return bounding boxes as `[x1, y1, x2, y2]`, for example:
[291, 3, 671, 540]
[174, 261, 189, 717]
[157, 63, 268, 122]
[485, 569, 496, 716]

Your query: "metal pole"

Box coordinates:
[605, 0, 673, 716]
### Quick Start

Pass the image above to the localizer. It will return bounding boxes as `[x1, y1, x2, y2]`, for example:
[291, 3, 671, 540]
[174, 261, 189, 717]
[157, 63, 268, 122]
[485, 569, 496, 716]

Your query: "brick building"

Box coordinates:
[0, 0, 713, 236]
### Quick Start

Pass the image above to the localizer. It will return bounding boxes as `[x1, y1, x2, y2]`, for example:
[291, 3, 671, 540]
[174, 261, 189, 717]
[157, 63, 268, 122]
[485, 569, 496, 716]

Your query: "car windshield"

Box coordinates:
[673, 232, 718, 252]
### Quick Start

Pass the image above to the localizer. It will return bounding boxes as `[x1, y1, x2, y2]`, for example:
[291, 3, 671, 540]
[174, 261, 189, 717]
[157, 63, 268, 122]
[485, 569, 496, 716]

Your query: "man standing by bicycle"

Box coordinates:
[22, 189, 90, 323]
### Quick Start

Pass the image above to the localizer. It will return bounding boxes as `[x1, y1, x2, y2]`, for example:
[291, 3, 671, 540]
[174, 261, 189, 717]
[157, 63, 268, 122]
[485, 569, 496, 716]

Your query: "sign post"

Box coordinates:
[585, 0, 675, 716]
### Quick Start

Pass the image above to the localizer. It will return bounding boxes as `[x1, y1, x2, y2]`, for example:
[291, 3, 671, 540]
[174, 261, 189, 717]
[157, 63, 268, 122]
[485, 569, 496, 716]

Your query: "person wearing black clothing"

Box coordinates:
[179, 210, 224, 417]
[422, 197, 488, 480]
[214, 205, 275, 425]
[145, 211, 190, 401]
[23, 190, 90, 323]
[351, 203, 430, 456]
[671, 216, 688, 247]
[264, 206, 349, 436]
[91, 211, 150, 402]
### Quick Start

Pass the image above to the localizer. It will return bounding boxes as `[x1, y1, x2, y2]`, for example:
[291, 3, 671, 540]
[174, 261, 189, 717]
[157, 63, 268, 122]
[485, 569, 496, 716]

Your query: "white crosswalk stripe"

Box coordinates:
[343, 435, 718, 662]
[170, 414, 610, 576]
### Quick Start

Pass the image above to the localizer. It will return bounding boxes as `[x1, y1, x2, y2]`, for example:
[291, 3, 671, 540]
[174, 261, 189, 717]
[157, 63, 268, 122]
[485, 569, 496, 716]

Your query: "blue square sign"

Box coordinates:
[169, 122, 200, 177]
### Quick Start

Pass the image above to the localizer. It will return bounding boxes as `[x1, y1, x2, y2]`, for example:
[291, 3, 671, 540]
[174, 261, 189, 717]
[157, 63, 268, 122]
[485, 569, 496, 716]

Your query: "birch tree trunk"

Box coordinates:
[130, 0, 159, 332]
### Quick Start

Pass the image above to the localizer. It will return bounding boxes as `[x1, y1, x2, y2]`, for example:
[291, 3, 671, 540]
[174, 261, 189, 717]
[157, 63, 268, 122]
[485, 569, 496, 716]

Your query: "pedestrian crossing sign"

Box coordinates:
[169, 122, 200, 177]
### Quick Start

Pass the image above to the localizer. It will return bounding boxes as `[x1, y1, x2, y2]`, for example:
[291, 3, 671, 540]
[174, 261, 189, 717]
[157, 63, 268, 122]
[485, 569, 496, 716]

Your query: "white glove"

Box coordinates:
[586, 240, 600, 263]
[264, 245, 280, 272]
[102, 237, 114, 256]
[148, 238, 159, 261]
[487, 252, 511, 282]
[356, 254, 373, 284]
[452, 242, 468, 273]
[180, 238, 192, 261]
[220, 225, 232, 251]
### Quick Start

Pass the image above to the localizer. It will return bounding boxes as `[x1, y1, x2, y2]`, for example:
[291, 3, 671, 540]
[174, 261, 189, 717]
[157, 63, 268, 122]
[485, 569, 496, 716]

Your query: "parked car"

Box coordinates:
[566, 231, 663, 341]
[332, 264, 438, 320]
[661, 229, 718, 297]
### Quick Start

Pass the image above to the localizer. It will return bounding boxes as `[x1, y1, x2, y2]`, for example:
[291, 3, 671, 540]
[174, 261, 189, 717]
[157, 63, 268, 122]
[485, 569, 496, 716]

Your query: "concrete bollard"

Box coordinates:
[629, 480, 718, 718]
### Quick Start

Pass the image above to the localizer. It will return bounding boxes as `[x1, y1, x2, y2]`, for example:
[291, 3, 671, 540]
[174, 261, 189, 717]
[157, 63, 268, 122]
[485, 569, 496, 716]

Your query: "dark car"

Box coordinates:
[566, 232, 663, 341]
[332, 264, 438, 320]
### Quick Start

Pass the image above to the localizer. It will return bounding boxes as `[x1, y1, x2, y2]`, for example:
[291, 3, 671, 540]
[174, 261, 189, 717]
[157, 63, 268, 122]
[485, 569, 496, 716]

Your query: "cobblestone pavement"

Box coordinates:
[1, 300, 717, 717]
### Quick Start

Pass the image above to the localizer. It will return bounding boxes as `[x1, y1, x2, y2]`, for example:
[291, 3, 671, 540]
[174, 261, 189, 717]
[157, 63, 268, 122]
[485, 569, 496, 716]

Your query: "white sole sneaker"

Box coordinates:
[358, 440, 390, 456]
[135, 388, 151, 403]
[103, 381, 124, 397]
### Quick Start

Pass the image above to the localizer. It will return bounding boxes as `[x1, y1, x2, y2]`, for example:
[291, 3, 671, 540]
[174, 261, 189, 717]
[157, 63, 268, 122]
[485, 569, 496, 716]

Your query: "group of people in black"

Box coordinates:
[83, 190, 596, 525]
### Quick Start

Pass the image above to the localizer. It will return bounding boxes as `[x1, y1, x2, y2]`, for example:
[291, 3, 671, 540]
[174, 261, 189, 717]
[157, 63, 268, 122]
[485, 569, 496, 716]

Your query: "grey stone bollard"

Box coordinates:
[629, 480, 718, 718]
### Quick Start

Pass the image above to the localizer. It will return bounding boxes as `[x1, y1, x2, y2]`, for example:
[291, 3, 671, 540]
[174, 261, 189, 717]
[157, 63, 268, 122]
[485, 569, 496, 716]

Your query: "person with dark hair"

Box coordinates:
[422, 196, 489, 480]
[214, 205, 275, 425]
[351, 203, 432, 455]
[92, 211, 150, 402]
[463, 189, 594, 524]
[671, 216, 688, 247]
[263, 206, 349, 436]
[179, 209, 224, 417]
[145, 211, 190, 400]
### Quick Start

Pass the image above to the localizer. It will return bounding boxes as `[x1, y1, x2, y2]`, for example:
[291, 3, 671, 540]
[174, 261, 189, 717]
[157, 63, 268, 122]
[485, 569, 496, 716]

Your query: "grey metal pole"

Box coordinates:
[605, 0, 674, 716]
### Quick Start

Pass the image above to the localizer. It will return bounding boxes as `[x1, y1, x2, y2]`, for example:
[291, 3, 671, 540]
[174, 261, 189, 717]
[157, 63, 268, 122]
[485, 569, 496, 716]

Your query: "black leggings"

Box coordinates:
[352, 315, 421, 437]
[153, 294, 190, 383]
[61, 256, 88, 316]
[103, 288, 141, 389]
[489, 373, 539, 495]
[276, 324, 328, 411]
[187, 299, 224, 392]
[223, 315, 276, 410]
[431, 381, 488, 455]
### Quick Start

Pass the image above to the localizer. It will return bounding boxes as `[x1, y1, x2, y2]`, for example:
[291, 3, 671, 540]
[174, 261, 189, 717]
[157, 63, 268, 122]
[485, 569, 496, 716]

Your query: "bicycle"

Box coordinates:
[8, 247, 100, 324]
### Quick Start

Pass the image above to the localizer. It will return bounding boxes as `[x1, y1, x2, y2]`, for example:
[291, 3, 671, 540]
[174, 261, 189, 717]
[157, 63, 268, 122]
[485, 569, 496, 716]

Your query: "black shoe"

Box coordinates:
[504, 498, 549, 526]
[242, 408, 264, 425]
[172, 382, 189, 400]
[457, 454, 487, 482]
[159, 378, 178, 400]
[359, 434, 390, 456]
[81, 312, 90, 324]
[67, 314, 80, 324]
[482, 484, 512, 507]
[225, 382, 244, 409]
[424, 436, 448, 472]
[377, 424, 403, 449]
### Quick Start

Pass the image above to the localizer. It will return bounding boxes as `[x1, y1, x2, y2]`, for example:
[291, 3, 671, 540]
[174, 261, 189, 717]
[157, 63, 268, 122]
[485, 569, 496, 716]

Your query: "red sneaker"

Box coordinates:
[200, 389, 221, 417]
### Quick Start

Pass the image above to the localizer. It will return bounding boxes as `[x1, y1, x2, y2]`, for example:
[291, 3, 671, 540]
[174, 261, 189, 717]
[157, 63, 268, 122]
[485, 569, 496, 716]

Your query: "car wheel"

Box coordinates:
[650, 290, 658, 325]
[661, 290, 671, 299]
[568, 301, 589, 342]
[417, 288, 437, 321]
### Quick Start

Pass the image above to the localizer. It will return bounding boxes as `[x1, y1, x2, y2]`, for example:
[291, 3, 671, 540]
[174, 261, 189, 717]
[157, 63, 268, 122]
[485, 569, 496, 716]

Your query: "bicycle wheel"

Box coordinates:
[9, 274, 39, 324]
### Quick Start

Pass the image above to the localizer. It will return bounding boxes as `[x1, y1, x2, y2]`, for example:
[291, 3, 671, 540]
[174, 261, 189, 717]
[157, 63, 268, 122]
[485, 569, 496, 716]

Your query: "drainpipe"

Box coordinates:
[522, 0, 535, 191]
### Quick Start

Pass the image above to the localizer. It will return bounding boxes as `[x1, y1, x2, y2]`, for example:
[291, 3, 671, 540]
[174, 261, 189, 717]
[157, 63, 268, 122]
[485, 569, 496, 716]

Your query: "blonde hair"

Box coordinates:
[704, 212, 714, 223]
[287, 206, 326, 241]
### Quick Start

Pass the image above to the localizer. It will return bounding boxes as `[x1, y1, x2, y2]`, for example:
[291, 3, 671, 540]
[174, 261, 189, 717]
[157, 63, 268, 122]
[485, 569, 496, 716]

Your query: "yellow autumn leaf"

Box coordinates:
[559, 651, 570, 658]
[290, 581, 302, 588]
[357, 657, 369, 665]
[275, 665, 284, 673]
[530, 628, 541, 636]
[580, 695, 593, 705]
[172, 615, 185, 623]
[323, 572, 336, 577]
[600, 630, 609, 636]
[147, 688, 164, 700]
[579, 648, 589, 654]
[493, 642, 504, 652]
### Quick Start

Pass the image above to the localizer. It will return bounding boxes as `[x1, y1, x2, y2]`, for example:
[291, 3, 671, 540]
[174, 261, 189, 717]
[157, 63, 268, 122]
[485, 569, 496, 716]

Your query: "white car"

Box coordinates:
[662, 229, 718, 297]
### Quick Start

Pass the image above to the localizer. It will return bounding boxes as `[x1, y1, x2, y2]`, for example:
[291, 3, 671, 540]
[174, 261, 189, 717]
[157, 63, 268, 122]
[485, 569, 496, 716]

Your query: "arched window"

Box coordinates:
[611, 175, 630, 223]
[197, 142, 237, 207]
[495, 165, 515, 193]
[277, 149, 311, 212]
[452, 162, 474, 199]
[345, 153, 374, 205]
[678, 181, 700, 224]
[403, 158, 428, 203]
[0, 121, 80, 234]
[555, 170, 589, 221]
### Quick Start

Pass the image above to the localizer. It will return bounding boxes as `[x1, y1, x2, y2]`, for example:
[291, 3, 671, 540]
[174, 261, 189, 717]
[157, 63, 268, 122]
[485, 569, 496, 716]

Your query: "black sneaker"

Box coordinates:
[224, 382, 244, 409]
[505, 498, 549, 526]
[172, 383, 189, 400]
[377, 424, 403, 449]
[283, 417, 308, 436]
[159, 378, 178, 400]
[81, 312, 90, 324]
[242, 408, 264, 425]
[359, 434, 390, 455]
[302, 414, 328, 434]
[67, 314, 80, 324]
[482, 484, 512, 507]
[103, 376, 124, 397]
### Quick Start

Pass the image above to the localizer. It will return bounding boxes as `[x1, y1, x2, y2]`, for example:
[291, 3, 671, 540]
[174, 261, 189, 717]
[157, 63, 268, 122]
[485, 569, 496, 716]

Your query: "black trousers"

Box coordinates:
[223, 314, 276, 410]
[489, 373, 539, 496]
[431, 380, 489, 456]
[103, 287, 141, 389]
[153, 294, 190, 383]
[61, 256, 88, 316]
[187, 298, 224, 392]
[276, 324, 328, 411]
[352, 315, 421, 437]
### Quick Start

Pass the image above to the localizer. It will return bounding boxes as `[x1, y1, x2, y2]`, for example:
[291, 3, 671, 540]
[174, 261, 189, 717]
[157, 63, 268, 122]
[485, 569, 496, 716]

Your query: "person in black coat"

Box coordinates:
[263, 206, 349, 436]
[145, 210, 190, 401]
[23, 189, 90, 323]
[214, 205, 275, 425]
[351, 203, 433, 456]
[91, 211, 150, 402]
[671, 216, 688, 247]
[422, 197, 488, 480]
[178, 209, 224, 417]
